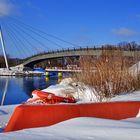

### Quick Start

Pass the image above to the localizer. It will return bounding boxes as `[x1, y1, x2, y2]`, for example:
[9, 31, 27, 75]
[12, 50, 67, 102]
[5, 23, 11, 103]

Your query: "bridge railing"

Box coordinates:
[23, 46, 98, 61]
[24, 45, 140, 60]
[21, 46, 140, 66]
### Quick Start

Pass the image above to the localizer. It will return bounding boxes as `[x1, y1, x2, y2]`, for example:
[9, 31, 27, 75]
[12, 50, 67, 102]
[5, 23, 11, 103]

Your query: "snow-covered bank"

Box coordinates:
[1, 78, 140, 139]
[111, 91, 140, 102]
[0, 68, 44, 76]
[0, 117, 140, 140]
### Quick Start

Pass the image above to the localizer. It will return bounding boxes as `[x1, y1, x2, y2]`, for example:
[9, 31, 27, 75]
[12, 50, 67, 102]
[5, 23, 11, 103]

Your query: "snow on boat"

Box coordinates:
[25, 90, 76, 104]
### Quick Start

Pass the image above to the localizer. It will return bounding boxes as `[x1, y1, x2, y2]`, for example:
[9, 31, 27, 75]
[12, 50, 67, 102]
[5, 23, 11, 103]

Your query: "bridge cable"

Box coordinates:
[5, 16, 80, 48]
[1, 23, 25, 58]
[5, 21, 44, 54]
[8, 22, 49, 51]
[0, 18, 30, 58]
[2, 22, 33, 57]
[0, 22, 28, 58]
[5, 18, 64, 50]
[3, 21, 34, 57]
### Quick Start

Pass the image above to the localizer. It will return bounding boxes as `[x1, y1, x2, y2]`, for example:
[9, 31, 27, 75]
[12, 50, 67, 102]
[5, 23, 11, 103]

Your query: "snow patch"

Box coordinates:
[129, 61, 140, 76]
[0, 117, 140, 140]
[136, 109, 140, 118]
[0, 105, 18, 129]
[111, 91, 140, 102]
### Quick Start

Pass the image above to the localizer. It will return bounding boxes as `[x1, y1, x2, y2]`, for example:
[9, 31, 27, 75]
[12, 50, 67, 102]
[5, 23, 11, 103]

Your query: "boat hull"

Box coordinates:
[4, 101, 140, 132]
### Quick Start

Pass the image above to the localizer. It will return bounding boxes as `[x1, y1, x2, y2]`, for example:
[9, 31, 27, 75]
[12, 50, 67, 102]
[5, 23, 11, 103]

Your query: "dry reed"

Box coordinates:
[74, 49, 140, 101]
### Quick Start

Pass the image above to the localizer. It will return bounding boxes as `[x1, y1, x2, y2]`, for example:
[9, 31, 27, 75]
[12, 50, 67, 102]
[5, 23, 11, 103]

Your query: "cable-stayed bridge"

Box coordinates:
[0, 16, 80, 58]
[0, 16, 81, 69]
[0, 16, 140, 72]
[18, 48, 140, 69]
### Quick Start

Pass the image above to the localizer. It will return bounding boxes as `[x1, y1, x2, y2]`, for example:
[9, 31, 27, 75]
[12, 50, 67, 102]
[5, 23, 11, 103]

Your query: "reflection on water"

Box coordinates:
[1, 78, 8, 106]
[0, 76, 58, 106]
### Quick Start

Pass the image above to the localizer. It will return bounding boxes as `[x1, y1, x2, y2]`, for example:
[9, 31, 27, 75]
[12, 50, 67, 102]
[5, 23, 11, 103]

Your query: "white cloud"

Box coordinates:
[112, 28, 138, 37]
[0, 0, 15, 17]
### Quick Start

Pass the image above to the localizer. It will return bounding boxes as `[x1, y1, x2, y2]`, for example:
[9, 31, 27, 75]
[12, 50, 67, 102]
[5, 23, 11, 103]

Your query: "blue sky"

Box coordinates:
[0, 0, 140, 57]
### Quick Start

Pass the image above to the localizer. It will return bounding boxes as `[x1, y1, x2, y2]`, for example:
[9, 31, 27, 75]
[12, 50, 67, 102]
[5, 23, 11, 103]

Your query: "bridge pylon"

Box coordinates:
[0, 26, 9, 70]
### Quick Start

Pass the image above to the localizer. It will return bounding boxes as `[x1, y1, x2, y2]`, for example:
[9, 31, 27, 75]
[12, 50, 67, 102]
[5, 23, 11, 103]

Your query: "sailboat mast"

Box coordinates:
[0, 26, 9, 70]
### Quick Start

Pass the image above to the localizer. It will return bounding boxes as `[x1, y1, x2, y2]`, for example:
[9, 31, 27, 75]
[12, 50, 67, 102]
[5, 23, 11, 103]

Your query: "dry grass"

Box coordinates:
[74, 49, 140, 101]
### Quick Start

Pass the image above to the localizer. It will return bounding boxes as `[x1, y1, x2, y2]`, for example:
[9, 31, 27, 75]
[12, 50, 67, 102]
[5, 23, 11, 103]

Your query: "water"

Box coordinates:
[0, 76, 58, 106]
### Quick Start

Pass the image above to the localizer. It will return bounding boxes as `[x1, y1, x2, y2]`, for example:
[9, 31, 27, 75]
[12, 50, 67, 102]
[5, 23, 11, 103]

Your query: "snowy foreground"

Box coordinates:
[0, 117, 140, 140]
[0, 78, 140, 140]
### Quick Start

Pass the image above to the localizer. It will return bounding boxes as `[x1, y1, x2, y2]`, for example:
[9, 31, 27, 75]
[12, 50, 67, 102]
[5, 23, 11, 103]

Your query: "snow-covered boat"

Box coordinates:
[25, 90, 76, 104]
[4, 101, 140, 132]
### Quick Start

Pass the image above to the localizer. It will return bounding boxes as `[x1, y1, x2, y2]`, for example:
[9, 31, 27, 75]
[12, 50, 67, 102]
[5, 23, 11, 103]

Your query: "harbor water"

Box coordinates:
[0, 76, 58, 106]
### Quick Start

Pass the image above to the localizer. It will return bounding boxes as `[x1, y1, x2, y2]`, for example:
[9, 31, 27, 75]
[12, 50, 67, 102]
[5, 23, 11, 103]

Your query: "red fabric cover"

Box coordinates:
[4, 101, 140, 132]
[31, 90, 76, 103]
